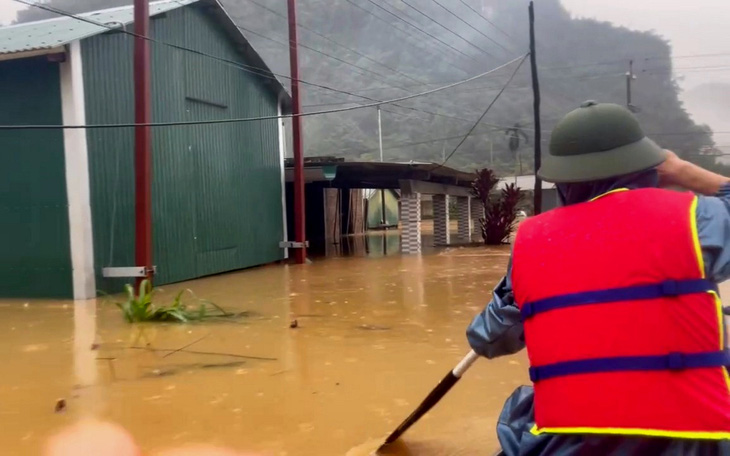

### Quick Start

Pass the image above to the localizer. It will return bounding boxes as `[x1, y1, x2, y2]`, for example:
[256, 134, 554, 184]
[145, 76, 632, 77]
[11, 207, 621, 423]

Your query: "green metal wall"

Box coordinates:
[0, 58, 72, 297]
[83, 5, 284, 293]
[366, 190, 399, 229]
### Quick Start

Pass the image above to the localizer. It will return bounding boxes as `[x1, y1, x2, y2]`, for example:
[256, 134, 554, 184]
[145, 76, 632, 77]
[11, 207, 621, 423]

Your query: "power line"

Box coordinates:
[0, 55, 527, 130]
[361, 130, 498, 154]
[456, 0, 516, 43]
[14, 0, 431, 105]
[342, 0, 472, 74]
[304, 68, 628, 109]
[427, 0, 513, 55]
[646, 51, 730, 62]
[362, 0, 479, 63]
[242, 0, 427, 85]
[434, 53, 529, 169]
[307, 63, 632, 102]
[541, 51, 730, 73]
[397, 0, 499, 59]
[234, 24, 413, 92]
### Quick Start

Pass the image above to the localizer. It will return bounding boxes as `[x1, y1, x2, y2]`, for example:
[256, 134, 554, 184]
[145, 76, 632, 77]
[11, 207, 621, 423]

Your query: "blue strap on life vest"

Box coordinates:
[521, 279, 717, 321]
[530, 350, 730, 383]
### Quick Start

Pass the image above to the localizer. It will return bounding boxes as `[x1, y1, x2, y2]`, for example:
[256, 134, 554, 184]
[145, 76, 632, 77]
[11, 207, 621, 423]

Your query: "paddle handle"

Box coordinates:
[453, 350, 480, 377]
[380, 350, 480, 448]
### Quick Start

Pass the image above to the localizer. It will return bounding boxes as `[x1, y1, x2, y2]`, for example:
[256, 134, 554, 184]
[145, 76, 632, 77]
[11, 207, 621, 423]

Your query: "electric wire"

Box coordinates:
[13, 0, 414, 102]
[242, 0, 428, 84]
[427, 0, 513, 55]
[433, 53, 529, 169]
[397, 0, 499, 59]
[0, 55, 528, 129]
[362, 0, 479, 63]
[342, 0, 472, 73]
[456, 0, 515, 42]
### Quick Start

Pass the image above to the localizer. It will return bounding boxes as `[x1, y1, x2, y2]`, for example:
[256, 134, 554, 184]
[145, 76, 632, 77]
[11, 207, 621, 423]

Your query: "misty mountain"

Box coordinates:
[16, 0, 723, 175]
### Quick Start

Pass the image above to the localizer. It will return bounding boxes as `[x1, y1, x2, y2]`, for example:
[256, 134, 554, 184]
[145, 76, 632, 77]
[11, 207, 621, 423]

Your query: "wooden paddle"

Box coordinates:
[376, 350, 480, 452]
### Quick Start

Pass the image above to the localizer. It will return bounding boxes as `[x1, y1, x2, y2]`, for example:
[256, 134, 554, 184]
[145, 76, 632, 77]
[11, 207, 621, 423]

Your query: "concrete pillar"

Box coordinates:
[471, 199, 484, 238]
[401, 192, 422, 254]
[457, 196, 471, 242]
[433, 194, 450, 246]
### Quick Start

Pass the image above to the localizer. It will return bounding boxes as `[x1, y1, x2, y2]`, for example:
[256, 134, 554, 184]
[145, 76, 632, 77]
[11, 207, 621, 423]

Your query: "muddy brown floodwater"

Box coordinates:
[1, 244, 528, 455]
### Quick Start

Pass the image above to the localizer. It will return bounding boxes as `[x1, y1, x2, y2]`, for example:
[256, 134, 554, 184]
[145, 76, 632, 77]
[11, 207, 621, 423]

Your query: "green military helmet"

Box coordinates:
[538, 101, 667, 183]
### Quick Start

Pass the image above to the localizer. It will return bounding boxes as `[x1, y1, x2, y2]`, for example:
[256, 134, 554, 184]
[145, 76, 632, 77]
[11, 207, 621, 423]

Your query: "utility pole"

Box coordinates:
[378, 106, 384, 163]
[626, 59, 639, 113]
[529, 1, 543, 215]
[287, 0, 307, 264]
[489, 138, 493, 168]
[134, 0, 153, 287]
[377, 106, 386, 226]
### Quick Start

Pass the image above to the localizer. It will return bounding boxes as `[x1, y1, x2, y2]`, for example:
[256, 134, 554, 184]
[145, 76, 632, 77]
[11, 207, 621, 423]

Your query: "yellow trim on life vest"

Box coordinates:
[690, 196, 705, 280]
[589, 187, 630, 202]
[689, 196, 730, 392]
[530, 424, 730, 440]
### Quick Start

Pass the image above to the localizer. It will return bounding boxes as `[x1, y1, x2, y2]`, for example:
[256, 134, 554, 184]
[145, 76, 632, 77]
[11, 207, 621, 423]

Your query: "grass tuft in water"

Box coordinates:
[115, 280, 231, 323]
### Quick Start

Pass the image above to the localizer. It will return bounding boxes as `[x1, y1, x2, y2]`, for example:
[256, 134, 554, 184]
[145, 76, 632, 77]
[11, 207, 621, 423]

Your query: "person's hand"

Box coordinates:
[656, 149, 686, 188]
[656, 149, 730, 196]
[44, 421, 260, 456]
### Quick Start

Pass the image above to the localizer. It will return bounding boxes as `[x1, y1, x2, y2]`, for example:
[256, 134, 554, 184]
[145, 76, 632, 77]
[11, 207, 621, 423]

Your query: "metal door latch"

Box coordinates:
[279, 241, 309, 249]
[102, 266, 157, 278]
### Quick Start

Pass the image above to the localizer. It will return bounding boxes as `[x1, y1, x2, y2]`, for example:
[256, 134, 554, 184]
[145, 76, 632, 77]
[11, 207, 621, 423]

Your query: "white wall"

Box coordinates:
[60, 41, 96, 300]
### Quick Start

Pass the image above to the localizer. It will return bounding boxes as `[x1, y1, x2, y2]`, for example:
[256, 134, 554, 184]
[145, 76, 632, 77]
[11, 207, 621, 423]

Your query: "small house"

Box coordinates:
[0, 0, 291, 298]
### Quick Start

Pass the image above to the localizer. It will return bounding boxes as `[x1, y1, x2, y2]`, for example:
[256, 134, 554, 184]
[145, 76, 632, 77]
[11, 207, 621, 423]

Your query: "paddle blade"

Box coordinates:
[377, 369, 460, 451]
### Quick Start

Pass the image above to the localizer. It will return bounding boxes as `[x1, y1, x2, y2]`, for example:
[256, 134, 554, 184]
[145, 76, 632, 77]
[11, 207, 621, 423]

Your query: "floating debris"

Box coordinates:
[356, 324, 391, 331]
[290, 320, 299, 329]
[54, 399, 66, 413]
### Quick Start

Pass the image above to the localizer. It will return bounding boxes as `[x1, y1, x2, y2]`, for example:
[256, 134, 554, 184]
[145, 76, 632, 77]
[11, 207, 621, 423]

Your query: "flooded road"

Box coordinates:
[0, 245, 525, 455]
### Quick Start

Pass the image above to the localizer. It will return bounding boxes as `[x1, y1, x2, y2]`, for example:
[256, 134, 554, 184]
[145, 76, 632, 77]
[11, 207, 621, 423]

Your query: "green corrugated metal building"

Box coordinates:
[0, 0, 291, 298]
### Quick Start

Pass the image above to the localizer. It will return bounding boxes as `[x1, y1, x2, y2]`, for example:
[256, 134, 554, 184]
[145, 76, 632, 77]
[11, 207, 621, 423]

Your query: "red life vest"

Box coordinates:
[512, 188, 730, 439]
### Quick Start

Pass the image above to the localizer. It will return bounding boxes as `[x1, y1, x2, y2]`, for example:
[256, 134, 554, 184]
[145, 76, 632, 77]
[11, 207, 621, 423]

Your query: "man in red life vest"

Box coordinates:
[467, 101, 730, 455]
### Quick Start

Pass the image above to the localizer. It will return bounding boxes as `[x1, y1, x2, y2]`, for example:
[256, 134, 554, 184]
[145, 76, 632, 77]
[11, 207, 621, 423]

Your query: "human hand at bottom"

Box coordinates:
[44, 420, 260, 456]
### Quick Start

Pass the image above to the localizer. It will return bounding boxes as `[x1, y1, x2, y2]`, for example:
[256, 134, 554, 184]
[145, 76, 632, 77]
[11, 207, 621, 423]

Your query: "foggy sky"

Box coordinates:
[1, 0, 728, 137]
[560, 0, 730, 141]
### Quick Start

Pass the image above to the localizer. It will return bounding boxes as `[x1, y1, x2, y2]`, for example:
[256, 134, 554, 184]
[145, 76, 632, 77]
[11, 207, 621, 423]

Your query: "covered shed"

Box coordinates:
[285, 158, 478, 254]
[0, 0, 291, 298]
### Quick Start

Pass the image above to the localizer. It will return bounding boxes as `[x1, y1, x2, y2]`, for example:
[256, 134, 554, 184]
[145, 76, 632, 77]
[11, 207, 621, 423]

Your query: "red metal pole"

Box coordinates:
[287, 0, 307, 264]
[134, 0, 153, 286]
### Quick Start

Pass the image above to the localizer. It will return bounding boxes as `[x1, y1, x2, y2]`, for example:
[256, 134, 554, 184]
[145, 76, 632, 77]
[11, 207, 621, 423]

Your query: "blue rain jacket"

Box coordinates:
[468, 184, 730, 456]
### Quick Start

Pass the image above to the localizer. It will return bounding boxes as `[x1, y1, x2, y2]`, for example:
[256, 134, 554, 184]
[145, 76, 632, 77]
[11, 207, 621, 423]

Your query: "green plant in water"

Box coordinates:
[116, 280, 230, 323]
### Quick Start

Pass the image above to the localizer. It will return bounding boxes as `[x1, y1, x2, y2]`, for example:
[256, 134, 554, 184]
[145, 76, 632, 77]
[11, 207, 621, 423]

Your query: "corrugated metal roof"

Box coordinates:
[0, 0, 290, 108]
[0, 0, 197, 56]
[498, 175, 557, 190]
